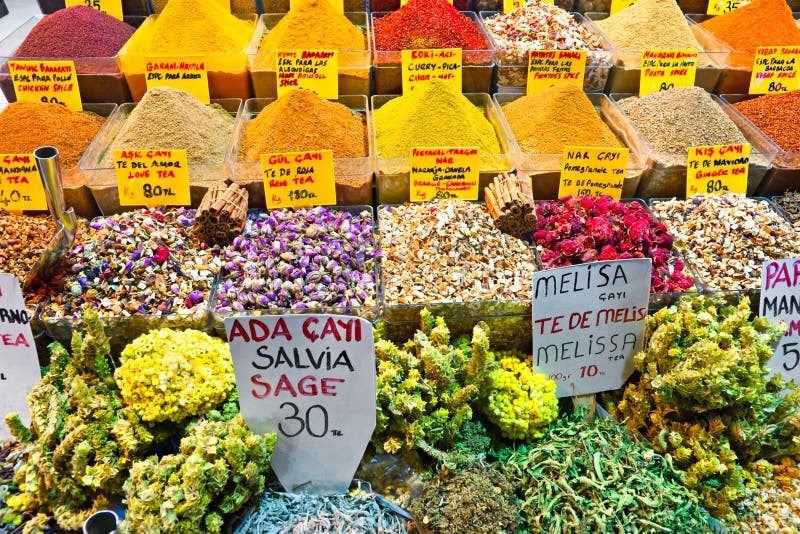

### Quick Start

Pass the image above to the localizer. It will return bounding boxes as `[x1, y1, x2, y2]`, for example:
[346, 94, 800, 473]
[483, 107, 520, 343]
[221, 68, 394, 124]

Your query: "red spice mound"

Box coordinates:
[534, 196, 695, 293]
[13, 6, 135, 59]
[733, 91, 800, 154]
[373, 0, 487, 51]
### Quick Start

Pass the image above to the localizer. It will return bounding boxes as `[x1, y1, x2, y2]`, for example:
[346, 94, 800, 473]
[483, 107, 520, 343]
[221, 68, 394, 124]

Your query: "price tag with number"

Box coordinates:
[761, 259, 800, 383]
[276, 50, 339, 100]
[225, 315, 376, 494]
[0, 275, 44, 441]
[749, 46, 800, 94]
[558, 146, 629, 200]
[261, 150, 337, 209]
[114, 149, 191, 207]
[410, 147, 480, 201]
[65, 0, 124, 20]
[686, 143, 750, 197]
[0, 154, 47, 211]
[532, 259, 651, 398]
[8, 60, 82, 111]
[707, 0, 747, 15]
[639, 50, 698, 96]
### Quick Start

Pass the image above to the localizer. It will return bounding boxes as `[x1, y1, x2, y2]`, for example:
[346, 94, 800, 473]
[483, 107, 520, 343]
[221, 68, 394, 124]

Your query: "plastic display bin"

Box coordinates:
[696, 13, 800, 95]
[584, 13, 729, 94]
[78, 98, 242, 215]
[721, 93, 800, 197]
[610, 92, 778, 199]
[209, 205, 381, 338]
[371, 92, 514, 204]
[118, 13, 257, 101]
[248, 12, 371, 99]
[494, 93, 649, 200]
[482, 11, 613, 93]
[229, 96, 373, 208]
[37, 0, 148, 15]
[371, 11, 496, 95]
[477, 0, 575, 11]
[0, 16, 143, 104]
[377, 202, 537, 351]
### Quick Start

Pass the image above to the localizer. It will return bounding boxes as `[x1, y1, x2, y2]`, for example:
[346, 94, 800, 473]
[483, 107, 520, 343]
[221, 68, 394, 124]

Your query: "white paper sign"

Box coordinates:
[225, 314, 376, 494]
[532, 259, 651, 397]
[761, 259, 800, 382]
[0, 274, 41, 440]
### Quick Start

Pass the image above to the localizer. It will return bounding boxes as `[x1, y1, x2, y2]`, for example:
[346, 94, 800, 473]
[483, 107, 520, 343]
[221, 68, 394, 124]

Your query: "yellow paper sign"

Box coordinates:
[707, 0, 748, 15]
[260, 150, 337, 209]
[503, 0, 523, 12]
[410, 147, 480, 202]
[276, 50, 339, 99]
[8, 60, 82, 111]
[292, 0, 343, 12]
[65, 0, 124, 20]
[610, 0, 638, 14]
[0, 155, 46, 211]
[145, 57, 210, 104]
[114, 149, 191, 207]
[401, 49, 462, 93]
[686, 144, 750, 197]
[526, 50, 586, 95]
[639, 49, 698, 96]
[749, 46, 800, 94]
[558, 146, 629, 200]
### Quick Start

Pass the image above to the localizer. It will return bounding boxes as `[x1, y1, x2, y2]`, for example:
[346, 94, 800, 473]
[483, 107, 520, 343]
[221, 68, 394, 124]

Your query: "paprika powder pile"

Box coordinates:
[700, 0, 800, 68]
[0, 102, 105, 184]
[733, 91, 800, 167]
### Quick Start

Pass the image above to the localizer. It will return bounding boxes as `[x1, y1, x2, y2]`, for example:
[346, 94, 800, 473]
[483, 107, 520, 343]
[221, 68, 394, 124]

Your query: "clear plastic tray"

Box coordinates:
[118, 13, 258, 101]
[247, 12, 371, 99]
[377, 202, 536, 351]
[0, 15, 143, 104]
[494, 92, 649, 200]
[720, 93, 800, 197]
[228, 95, 374, 208]
[209, 205, 381, 338]
[371, 92, 515, 204]
[584, 12, 730, 94]
[477, 0, 575, 11]
[481, 11, 614, 93]
[610, 92, 778, 199]
[371, 11, 496, 94]
[0, 102, 116, 219]
[78, 98, 242, 215]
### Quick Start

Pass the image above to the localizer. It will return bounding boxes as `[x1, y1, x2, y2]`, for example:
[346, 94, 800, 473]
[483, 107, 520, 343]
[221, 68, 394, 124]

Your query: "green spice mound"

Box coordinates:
[5, 312, 156, 531]
[102, 86, 234, 166]
[115, 329, 235, 424]
[121, 416, 275, 534]
[374, 79, 501, 160]
[409, 466, 519, 534]
[496, 413, 715, 533]
[610, 295, 800, 519]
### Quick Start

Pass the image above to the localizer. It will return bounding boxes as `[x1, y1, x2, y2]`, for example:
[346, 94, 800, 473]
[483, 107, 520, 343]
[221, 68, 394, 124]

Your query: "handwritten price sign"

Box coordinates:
[686, 143, 750, 197]
[639, 49, 698, 96]
[0, 154, 47, 211]
[749, 47, 800, 94]
[8, 60, 82, 111]
[527, 50, 586, 94]
[226, 315, 376, 493]
[261, 150, 337, 209]
[409, 147, 480, 202]
[114, 149, 191, 207]
[761, 259, 800, 384]
[65, 0, 124, 20]
[401, 49, 462, 93]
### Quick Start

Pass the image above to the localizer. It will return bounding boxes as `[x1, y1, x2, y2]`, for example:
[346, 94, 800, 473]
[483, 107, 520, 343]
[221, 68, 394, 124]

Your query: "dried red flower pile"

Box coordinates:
[533, 196, 695, 293]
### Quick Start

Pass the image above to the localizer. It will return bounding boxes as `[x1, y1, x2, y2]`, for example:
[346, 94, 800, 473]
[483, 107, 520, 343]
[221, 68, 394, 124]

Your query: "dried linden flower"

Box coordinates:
[115, 329, 235, 423]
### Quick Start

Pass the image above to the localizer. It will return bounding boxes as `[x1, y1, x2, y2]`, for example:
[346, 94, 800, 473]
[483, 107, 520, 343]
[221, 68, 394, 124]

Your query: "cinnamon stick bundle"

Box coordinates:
[485, 172, 537, 241]
[195, 181, 248, 246]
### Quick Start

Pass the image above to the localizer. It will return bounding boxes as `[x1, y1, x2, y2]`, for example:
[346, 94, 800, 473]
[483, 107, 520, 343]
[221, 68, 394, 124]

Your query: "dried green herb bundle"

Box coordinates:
[496, 413, 714, 533]
[5, 312, 156, 530]
[610, 295, 800, 519]
[121, 416, 275, 534]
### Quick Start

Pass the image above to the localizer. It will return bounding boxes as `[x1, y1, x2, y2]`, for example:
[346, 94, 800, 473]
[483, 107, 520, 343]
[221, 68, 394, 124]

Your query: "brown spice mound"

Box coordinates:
[0, 102, 105, 170]
[501, 84, 623, 154]
[239, 89, 367, 161]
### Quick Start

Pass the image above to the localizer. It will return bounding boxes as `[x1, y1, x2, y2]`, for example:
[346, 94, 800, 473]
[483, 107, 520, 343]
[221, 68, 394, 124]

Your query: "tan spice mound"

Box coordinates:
[239, 89, 367, 161]
[501, 84, 623, 154]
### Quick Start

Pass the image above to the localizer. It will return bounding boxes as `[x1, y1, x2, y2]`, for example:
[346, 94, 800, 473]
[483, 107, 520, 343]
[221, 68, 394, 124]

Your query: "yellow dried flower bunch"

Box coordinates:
[115, 329, 235, 423]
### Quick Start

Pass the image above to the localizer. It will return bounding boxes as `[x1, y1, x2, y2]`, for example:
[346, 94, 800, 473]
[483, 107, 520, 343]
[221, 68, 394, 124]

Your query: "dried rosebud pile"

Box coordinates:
[534, 196, 695, 293]
[214, 207, 377, 312]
